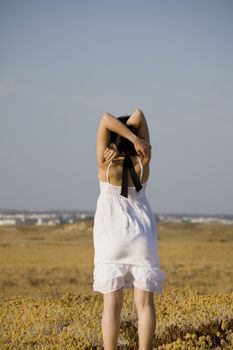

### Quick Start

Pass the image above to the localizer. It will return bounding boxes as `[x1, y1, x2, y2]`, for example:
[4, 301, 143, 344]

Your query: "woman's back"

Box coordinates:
[98, 155, 150, 186]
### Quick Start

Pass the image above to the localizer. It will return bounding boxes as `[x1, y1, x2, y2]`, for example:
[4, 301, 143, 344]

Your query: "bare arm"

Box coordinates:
[127, 109, 151, 161]
[96, 112, 150, 167]
[127, 109, 150, 142]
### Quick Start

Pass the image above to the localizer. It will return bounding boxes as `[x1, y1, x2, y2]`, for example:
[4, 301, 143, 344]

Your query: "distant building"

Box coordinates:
[0, 219, 16, 226]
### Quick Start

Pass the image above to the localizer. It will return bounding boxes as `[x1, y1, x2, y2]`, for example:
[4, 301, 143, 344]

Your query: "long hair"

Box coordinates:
[109, 116, 137, 156]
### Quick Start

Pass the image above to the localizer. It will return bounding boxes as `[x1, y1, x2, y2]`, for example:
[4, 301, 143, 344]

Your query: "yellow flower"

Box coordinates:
[221, 321, 227, 330]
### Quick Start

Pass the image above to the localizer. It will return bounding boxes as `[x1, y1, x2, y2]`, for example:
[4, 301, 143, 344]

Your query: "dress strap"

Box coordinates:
[136, 156, 143, 182]
[106, 160, 112, 183]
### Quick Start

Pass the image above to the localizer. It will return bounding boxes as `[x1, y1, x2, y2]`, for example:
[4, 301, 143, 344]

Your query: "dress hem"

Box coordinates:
[93, 262, 166, 294]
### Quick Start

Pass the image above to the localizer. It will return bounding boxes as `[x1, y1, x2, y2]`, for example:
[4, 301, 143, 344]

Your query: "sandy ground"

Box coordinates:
[0, 220, 232, 303]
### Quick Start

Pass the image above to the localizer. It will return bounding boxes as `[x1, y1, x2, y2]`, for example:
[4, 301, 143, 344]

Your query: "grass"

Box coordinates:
[0, 220, 233, 349]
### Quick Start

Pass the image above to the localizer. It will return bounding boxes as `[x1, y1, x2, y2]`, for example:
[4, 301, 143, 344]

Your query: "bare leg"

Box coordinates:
[134, 286, 156, 350]
[101, 287, 123, 350]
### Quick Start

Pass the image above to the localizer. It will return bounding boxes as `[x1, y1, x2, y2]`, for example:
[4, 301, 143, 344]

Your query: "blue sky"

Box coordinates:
[0, 0, 233, 214]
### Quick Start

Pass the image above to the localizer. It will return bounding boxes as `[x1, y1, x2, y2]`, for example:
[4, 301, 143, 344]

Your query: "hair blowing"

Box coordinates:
[109, 116, 138, 156]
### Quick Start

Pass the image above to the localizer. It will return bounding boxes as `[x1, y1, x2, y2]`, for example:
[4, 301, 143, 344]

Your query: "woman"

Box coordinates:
[93, 108, 166, 350]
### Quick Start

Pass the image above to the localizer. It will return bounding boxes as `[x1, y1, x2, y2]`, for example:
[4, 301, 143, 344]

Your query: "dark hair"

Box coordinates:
[110, 116, 137, 156]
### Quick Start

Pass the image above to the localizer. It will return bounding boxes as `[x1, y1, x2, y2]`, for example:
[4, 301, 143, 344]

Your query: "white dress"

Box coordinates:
[93, 156, 166, 294]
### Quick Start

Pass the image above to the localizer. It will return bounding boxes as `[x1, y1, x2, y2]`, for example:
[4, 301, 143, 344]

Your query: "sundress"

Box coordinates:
[93, 155, 166, 294]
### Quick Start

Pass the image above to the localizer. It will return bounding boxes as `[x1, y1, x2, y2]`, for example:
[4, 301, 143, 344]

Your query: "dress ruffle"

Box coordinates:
[93, 262, 166, 294]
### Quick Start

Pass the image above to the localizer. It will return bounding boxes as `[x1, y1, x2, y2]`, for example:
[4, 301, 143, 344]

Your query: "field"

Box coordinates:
[0, 220, 233, 349]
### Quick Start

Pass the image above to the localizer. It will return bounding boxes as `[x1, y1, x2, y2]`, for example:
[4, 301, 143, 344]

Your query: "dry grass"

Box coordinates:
[0, 220, 233, 349]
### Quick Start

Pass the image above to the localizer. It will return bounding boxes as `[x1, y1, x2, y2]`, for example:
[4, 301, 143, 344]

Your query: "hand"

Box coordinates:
[104, 143, 119, 162]
[133, 136, 151, 158]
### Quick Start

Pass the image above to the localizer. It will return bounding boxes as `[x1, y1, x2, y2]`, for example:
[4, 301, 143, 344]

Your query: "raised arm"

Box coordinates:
[96, 112, 150, 167]
[127, 109, 150, 142]
[127, 109, 151, 161]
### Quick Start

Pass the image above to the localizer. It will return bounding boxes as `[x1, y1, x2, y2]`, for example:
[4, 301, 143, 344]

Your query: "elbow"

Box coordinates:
[134, 108, 145, 119]
[102, 112, 110, 118]
[101, 112, 110, 122]
[137, 109, 145, 118]
[101, 112, 114, 128]
[136, 108, 143, 114]
[100, 113, 108, 126]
